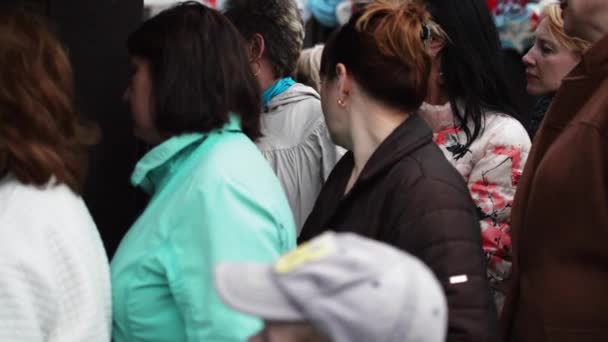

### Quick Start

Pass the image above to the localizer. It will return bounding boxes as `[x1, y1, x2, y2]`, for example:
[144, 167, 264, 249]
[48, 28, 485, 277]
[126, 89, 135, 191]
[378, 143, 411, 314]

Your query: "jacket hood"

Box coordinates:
[266, 83, 320, 112]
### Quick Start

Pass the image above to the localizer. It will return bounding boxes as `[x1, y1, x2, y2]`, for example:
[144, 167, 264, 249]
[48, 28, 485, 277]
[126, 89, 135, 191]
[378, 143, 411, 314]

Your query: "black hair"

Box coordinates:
[425, 0, 523, 152]
[127, 1, 261, 140]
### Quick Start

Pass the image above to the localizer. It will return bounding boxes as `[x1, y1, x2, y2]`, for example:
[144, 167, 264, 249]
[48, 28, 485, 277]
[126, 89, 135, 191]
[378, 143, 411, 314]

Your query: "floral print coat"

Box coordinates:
[419, 102, 531, 308]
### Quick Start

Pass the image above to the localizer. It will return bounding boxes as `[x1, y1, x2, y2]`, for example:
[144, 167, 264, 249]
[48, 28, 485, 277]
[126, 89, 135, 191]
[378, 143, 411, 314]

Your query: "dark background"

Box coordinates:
[3, 0, 145, 257]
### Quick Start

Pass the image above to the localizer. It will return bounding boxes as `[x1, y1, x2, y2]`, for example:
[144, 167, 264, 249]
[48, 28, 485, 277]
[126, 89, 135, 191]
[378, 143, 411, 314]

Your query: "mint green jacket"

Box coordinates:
[111, 117, 296, 341]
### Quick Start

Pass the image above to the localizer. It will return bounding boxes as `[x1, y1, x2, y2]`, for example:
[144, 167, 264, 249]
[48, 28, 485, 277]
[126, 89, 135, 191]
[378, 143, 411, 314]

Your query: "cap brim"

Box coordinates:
[214, 263, 306, 321]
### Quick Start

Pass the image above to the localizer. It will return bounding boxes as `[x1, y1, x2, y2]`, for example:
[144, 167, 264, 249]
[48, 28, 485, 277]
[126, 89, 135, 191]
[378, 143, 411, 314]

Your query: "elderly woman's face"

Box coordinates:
[124, 56, 163, 145]
[522, 18, 581, 96]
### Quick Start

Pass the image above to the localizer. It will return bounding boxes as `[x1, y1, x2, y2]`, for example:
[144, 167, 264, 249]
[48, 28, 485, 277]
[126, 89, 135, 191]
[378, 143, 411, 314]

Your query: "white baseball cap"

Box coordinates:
[214, 232, 447, 342]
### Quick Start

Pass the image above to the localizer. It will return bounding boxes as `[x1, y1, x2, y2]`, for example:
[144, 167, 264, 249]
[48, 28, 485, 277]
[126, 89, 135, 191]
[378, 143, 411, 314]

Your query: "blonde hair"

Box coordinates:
[295, 45, 324, 93]
[542, 3, 591, 55]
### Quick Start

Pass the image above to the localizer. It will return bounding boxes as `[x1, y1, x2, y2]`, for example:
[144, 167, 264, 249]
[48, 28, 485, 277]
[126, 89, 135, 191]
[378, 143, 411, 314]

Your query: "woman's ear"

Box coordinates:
[249, 33, 265, 62]
[336, 63, 351, 102]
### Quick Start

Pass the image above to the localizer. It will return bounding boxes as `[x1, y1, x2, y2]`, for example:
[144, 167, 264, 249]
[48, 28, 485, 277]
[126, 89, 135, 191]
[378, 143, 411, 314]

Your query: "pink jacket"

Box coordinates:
[419, 102, 531, 298]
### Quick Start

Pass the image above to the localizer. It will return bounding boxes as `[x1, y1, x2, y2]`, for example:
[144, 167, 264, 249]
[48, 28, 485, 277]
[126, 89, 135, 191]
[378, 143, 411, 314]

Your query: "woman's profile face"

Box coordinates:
[522, 18, 581, 96]
[124, 56, 162, 145]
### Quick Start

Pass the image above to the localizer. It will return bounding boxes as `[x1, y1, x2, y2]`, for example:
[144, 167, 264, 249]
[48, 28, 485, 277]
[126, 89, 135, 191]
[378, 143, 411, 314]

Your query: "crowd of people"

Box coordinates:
[0, 0, 606, 341]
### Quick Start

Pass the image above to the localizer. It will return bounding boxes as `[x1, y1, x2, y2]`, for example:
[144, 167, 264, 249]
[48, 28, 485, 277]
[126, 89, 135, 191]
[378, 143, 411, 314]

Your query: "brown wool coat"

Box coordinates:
[502, 34, 608, 342]
[299, 115, 500, 342]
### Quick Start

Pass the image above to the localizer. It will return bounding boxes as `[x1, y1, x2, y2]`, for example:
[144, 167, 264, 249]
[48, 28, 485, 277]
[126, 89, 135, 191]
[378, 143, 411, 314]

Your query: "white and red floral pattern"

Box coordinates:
[419, 102, 531, 303]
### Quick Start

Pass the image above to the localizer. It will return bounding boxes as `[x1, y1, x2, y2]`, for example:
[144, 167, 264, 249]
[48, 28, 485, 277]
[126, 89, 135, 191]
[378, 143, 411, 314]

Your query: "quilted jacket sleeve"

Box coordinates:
[391, 176, 501, 342]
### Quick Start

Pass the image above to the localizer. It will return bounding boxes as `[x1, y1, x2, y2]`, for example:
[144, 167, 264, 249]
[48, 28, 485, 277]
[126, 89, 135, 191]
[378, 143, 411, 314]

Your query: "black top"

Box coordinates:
[299, 114, 500, 342]
[528, 94, 555, 139]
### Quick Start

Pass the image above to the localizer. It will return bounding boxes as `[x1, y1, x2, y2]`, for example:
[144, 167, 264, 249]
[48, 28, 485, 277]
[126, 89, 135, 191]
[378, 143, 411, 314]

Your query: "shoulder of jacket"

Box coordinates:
[286, 94, 322, 113]
[267, 84, 321, 109]
[0, 181, 82, 220]
[392, 154, 463, 192]
[579, 78, 608, 131]
[261, 106, 328, 151]
[0, 182, 91, 267]
[388, 156, 477, 217]
[476, 112, 531, 151]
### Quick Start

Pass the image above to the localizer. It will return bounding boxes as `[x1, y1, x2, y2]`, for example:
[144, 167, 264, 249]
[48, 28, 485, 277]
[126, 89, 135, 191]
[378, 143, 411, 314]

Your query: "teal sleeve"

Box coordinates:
[166, 176, 296, 341]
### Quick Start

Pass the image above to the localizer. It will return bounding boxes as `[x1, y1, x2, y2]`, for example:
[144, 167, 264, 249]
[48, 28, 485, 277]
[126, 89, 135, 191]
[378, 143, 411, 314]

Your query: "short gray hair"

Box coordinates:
[224, 0, 305, 78]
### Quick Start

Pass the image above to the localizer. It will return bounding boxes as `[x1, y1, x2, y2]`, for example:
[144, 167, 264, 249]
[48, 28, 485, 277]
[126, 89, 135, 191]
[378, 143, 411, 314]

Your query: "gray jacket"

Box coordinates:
[256, 83, 343, 233]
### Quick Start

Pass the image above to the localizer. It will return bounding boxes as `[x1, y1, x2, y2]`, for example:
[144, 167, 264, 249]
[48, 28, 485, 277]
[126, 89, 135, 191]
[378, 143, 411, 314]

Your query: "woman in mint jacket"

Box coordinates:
[111, 3, 296, 341]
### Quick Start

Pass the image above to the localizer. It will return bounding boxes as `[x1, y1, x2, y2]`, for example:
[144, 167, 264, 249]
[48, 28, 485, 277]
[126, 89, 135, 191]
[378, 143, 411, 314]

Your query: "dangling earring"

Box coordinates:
[252, 61, 261, 77]
[337, 98, 346, 107]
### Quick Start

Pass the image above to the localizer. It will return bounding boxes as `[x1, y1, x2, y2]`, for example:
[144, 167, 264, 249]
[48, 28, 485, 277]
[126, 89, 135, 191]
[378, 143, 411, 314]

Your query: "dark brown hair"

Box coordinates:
[320, 0, 431, 113]
[0, 10, 98, 194]
[127, 2, 262, 140]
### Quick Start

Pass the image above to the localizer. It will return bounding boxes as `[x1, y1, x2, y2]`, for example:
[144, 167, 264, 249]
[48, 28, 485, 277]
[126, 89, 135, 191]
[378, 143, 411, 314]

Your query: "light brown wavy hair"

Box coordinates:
[0, 10, 99, 194]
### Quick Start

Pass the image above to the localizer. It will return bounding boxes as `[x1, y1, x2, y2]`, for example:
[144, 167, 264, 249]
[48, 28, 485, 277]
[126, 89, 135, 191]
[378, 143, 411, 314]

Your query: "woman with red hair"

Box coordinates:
[0, 9, 110, 341]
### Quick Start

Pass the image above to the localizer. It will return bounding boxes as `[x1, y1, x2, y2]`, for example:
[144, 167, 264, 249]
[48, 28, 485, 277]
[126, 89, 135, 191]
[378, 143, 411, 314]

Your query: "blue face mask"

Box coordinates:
[262, 77, 296, 107]
[308, 0, 342, 28]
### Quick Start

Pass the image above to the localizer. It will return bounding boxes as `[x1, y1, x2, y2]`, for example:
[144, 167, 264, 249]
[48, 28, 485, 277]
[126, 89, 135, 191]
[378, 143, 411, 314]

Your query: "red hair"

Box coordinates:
[321, 0, 432, 113]
[0, 11, 99, 194]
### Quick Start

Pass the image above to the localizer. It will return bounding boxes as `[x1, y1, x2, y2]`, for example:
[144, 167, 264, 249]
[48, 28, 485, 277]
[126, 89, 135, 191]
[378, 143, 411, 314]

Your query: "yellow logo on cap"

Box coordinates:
[275, 233, 334, 273]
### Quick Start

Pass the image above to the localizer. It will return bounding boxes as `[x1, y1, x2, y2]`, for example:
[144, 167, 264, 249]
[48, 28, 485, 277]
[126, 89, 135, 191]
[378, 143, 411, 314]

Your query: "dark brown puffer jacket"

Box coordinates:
[299, 114, 500, 342]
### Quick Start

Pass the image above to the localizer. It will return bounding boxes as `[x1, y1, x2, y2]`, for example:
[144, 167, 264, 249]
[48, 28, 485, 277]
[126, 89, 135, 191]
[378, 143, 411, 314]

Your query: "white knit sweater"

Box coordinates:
[0, 175, 111, 342]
